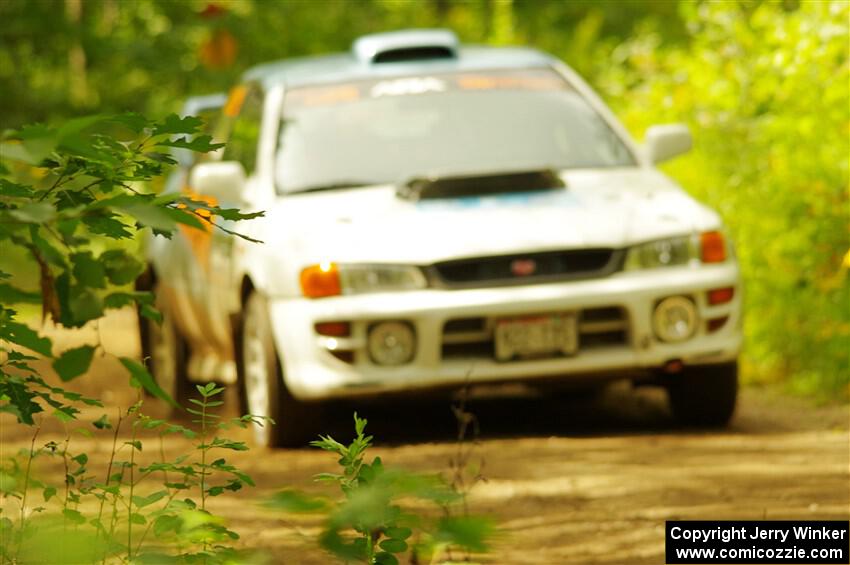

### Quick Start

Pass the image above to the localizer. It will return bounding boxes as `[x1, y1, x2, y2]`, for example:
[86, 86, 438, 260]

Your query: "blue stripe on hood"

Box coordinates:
[415, 189, 579, 210]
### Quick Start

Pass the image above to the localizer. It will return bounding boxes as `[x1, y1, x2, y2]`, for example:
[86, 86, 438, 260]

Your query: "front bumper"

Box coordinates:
[268, 263, 742, 400]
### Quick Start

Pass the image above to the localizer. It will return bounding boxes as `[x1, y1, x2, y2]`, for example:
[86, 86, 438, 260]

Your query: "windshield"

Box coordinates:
[275, 68, 635, 194]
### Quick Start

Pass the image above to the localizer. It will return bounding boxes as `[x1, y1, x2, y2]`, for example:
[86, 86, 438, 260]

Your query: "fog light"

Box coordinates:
[653, 296, 698, 343]
[368, 321, 415, 366]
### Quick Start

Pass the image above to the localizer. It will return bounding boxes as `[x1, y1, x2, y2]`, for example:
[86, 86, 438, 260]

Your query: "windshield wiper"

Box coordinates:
[287, 181, 380, 195]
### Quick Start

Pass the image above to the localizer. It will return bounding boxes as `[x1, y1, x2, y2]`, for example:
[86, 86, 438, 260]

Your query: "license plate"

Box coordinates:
[494, 314, 578, 361]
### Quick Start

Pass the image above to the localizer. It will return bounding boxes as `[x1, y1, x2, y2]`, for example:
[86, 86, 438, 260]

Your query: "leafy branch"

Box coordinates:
[0, 112, 262, 425]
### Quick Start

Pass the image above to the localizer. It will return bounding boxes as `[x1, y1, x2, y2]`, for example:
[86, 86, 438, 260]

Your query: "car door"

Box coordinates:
[148, 94, 226, 355]
[192, 84, 265, 372]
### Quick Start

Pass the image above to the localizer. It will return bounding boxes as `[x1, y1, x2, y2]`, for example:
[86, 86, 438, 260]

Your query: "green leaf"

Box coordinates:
[161, 206, 206, 230]
[43, 486, 57, 501]
[207, 486, 225, 497]
[153, 514, 180, 537]
[53, 406, 76, 422]
[132, 490, 167, 508]
[9, 202, 56, 223]
[119, 357, 178, 409]
[109, 112, 150, 133]
[71, 252, 106, 288]
[104, 291, 152, 309]
[1, 125, 57, 164]
[100, 250, 144, 285]
[378, 539, 407, 553]
[139, 304, 162, 323]
[209, 437, 248, 451]
[0, 320, 52, 356]
[115, 200, 179, 232]
[374, 552, 399, 565]
[93, 414, 112, 430]
[81, 215, 134, 239]
[0, 283, 41, 304]
[231, 470, 255, 487]
[209, 207, 265, 221]
[384, 526, 412, 541]
[264, 490, 328, 513]
[151, 114, 204, 136]
[354, 412, 367, 436]
[156, 135, 224, 153]
[0, 142, 40, 164]
[129, 513, 146, 525]
[0, 179, 35, 197]
[68, 288, 104, 325]
[435, 516, 497, 553]
[59, 136, 119, 166]
[52, 345, 95, 382]
[62, 508, 87, 525]
[313, 472, 344, 483]
[56, 115, 108, 141]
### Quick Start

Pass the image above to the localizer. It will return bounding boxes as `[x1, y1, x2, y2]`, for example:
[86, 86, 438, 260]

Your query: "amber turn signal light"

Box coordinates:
[701, 231, 727, 263]
[300, 263, 341, 298]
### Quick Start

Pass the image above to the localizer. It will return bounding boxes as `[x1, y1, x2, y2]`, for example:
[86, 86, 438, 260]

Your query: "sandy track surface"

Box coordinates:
[1, 309, 847, 563]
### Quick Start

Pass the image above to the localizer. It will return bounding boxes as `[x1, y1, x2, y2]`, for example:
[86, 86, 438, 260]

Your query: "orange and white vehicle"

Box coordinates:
[142, 30, 742, 447]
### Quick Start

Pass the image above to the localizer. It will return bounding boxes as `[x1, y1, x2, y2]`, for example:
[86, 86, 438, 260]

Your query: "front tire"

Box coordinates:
[667, 362, 738, 427]
[239, 292, 317, 448]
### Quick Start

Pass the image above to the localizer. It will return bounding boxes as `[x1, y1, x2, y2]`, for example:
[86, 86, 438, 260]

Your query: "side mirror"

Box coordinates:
[189, 161, 246, 205]
[645, 124, 692, 164]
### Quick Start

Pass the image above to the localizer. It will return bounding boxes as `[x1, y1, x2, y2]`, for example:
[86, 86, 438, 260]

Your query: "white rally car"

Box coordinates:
[142, 29, 742, 446]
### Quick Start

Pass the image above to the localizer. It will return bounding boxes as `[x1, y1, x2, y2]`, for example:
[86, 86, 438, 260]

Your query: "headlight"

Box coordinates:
[624, 235, 698, 270]
[300, 263, 426, 298]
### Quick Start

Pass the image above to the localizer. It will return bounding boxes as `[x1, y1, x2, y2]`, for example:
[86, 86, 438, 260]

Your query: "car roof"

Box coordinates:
[241, 29, 559, 91]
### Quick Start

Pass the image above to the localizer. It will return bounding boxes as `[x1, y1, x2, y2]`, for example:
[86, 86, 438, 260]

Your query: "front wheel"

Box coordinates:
[238, 292, 317, 448]
[667, 362, 738, 427]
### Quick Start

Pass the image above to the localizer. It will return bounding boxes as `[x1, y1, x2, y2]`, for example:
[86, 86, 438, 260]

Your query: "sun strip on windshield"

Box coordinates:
[284, 68, 570, 109]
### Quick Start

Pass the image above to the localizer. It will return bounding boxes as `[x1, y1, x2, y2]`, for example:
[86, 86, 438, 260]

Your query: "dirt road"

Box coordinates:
[1, 310, 848, 563]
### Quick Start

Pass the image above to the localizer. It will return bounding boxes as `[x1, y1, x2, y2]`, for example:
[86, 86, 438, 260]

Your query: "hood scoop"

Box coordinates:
[398, 169, 565, 201]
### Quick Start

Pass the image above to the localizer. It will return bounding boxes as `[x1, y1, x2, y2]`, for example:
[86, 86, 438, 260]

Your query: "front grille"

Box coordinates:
[441, 306, 630, 361]
[431, 249, 621, 289]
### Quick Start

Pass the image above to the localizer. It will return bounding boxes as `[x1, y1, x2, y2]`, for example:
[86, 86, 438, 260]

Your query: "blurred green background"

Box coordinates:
[1, 0, 847, 398]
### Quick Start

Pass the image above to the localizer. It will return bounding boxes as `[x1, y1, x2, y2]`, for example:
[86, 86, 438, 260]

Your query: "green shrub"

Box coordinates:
[0, 385, 264, 564]
[267, 413, 497, 564]
[594, 1, 849, 397]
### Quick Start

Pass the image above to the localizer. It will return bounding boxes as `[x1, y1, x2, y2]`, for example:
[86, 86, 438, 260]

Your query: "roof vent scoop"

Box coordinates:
[352, 29, 459, 64]
[398, 170, 565, 201]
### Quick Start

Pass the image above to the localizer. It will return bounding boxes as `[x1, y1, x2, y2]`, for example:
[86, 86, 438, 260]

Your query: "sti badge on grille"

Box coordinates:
[511, 258, 537, 277]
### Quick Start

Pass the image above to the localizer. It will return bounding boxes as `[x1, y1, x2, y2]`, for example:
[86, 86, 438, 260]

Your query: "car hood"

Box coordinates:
[259, 168, 721, 265]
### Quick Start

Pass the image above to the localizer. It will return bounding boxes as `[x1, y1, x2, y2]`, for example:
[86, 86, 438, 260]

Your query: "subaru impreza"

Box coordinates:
[142, 29, 742, 446]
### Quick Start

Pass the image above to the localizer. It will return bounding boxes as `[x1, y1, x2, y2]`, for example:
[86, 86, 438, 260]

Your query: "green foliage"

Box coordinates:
[0, 388, 264, 564]
[0, 113, 262, 425]
[271, 413, 496, 564]
[591, 1, 849, 396]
